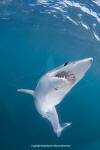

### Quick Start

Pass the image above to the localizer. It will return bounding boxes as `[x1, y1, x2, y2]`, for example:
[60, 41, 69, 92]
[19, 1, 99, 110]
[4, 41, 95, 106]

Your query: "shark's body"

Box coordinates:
[17, 57, 93, 137]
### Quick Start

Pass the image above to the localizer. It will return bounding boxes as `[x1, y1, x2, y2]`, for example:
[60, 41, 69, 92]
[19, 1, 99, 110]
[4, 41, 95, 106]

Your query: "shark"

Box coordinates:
[17, 57, 93, 137]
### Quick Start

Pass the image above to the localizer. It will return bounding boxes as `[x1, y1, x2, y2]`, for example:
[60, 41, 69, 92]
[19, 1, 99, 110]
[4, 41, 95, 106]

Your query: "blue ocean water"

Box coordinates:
[0, 0, 100, 150]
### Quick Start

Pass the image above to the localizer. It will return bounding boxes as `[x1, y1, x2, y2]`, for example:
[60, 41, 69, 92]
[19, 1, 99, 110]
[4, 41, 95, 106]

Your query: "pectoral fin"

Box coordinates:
[17, 89, 34, 96]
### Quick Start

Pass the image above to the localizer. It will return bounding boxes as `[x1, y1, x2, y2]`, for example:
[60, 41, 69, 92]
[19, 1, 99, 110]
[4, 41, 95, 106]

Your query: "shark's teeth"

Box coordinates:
[55, 71, 76, 83]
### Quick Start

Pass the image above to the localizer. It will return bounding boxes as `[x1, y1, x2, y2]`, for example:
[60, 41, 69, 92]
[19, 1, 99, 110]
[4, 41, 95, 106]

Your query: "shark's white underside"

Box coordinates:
[17, 57, 93, 137]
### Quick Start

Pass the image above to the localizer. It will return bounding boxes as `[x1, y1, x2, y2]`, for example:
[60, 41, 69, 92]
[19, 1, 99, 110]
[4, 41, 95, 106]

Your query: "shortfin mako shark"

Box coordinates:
[17, 57, 93, 137]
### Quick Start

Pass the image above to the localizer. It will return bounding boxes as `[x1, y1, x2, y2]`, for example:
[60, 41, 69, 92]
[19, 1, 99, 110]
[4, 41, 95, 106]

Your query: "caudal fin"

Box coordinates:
[17, 89, 34, 96]
[57, 122, 72, 137]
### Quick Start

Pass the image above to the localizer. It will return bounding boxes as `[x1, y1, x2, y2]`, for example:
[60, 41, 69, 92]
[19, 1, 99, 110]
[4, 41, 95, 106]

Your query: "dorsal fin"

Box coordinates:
[17, 89, 34, 96]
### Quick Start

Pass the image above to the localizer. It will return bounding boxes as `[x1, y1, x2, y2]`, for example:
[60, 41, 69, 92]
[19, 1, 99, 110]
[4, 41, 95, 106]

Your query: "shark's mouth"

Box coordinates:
[55, 71, 76, 83]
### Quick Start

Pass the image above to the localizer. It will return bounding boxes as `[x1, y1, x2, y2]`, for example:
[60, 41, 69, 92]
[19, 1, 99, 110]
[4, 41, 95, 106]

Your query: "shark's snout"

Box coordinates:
[69, 57, 93, 83]
[81, 57, 93, 64]
[88, 57, 93, 64]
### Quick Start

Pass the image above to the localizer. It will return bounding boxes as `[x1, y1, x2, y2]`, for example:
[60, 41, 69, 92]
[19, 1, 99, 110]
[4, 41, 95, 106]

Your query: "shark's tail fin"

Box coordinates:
[17, 89, 34, 96]
[57, 122, 72, 137]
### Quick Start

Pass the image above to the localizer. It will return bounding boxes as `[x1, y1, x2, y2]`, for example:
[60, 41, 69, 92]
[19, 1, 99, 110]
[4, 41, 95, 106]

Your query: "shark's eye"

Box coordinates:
[64, 62, 69, 66]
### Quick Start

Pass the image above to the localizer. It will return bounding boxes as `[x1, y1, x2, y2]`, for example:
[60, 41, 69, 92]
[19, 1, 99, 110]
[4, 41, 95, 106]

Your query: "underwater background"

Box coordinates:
[0, 0, 100, 150]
